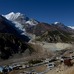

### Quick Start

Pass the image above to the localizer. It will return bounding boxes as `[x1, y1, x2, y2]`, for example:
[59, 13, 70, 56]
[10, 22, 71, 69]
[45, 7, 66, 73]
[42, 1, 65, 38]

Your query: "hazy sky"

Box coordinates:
[0, 0, 74, 26]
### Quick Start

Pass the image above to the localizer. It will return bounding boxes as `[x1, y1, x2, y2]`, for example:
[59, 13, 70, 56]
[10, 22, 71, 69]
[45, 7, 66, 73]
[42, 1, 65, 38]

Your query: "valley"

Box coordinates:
[0, 12, 73, 74]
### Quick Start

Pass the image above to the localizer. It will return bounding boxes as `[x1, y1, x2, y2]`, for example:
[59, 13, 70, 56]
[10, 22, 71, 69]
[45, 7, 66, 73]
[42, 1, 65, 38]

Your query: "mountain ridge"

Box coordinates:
[2, 12, 74, 43]
[3, 12, 74, 29]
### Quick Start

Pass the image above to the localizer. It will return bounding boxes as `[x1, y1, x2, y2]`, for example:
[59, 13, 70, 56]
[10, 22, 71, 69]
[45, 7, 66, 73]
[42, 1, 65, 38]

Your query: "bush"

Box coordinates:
[0, 72, 3, 74]
[28, 60, 42, 64]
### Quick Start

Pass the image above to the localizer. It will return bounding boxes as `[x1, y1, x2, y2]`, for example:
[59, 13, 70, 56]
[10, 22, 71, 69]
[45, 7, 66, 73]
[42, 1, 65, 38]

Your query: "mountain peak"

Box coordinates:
[54, 22, 60, 24]
[53, 22, 64, 25]
[8, 12, 15, 15]
[3, 12, 25, 21]
[52, 22, 65, 27]
[68, 26, 74, 29]
[26, 19, 38, 26]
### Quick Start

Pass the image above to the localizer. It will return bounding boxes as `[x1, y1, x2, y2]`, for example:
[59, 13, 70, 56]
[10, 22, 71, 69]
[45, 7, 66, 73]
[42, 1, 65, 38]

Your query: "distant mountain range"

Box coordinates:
[2, 12, 74, 43]
[3, 12, 74, 29]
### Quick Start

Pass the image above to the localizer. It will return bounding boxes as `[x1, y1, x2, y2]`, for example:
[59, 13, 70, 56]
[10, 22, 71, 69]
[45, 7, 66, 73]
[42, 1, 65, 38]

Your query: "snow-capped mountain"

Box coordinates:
[26, 19, 38, 26]
[53, 22, 74, 30]
[3, 12, 38, 26]
[0, 15, 29, 42]
[68, 26, 74, 29]
[52, 22, 74, 34]
[3, 12, 29, 22]
[2, 12, 74, 41]
[3, 12, 38, 38]
[54, 22, 60, 24]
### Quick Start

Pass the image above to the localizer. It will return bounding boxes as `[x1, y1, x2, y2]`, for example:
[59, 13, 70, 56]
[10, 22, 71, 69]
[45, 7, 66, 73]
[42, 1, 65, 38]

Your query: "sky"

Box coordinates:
[0, 0, 74, 26]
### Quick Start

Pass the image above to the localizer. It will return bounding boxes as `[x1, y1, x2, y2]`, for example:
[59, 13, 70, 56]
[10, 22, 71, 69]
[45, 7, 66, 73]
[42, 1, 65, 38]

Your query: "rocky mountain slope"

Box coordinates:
[0, 33, 35, 60]
[0, 15, 34, 60]
[3, 12, 74, 43]
[0, 15, 30, 42]
[27, 22, 74, 42]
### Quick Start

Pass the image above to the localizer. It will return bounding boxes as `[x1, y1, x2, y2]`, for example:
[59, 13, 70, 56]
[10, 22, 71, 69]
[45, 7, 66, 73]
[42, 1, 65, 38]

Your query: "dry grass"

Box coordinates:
[9, 64, 47, 74]
[9, 70, 19, 74]
[65, 66, 74, 74]
[46, 63, 74, 74]
[25, 64, 47, 72]
[9, 64, 74, 74]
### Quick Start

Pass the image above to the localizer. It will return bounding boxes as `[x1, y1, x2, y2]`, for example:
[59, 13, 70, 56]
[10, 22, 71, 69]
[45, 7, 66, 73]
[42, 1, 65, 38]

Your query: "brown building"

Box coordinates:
[64, 58, 73, 66]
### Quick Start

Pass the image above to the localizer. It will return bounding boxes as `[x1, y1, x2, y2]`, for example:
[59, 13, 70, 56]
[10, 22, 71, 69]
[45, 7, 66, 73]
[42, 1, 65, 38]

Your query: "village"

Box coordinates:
[0, 52, 74, 74]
